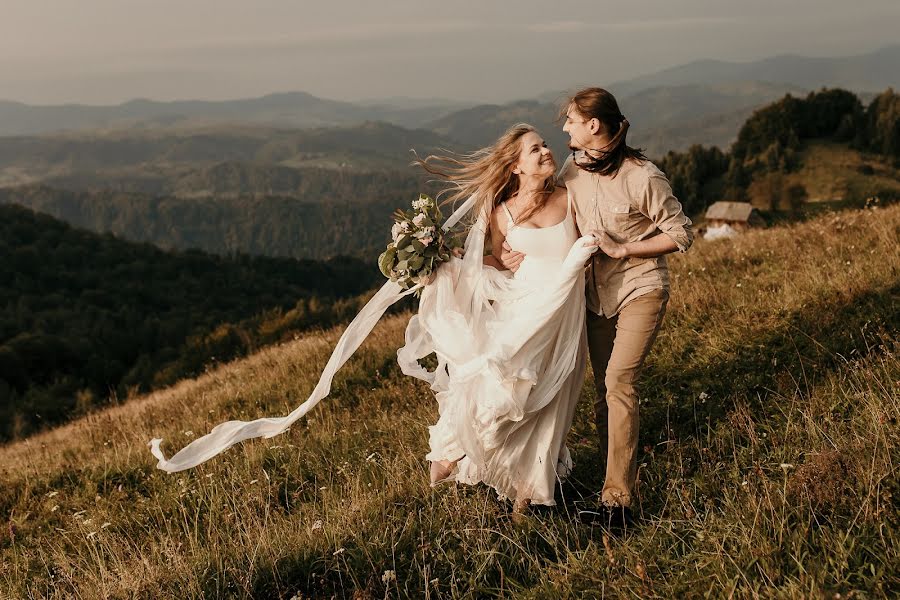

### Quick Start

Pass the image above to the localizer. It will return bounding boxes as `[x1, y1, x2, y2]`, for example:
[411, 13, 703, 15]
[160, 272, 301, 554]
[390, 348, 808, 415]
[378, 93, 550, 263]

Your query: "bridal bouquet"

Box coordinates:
[379, 194, 461, 292]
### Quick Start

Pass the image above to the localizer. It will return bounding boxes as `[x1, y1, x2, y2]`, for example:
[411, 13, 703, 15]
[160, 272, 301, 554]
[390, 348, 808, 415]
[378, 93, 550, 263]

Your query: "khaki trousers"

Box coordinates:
[586, 288, 668, 507]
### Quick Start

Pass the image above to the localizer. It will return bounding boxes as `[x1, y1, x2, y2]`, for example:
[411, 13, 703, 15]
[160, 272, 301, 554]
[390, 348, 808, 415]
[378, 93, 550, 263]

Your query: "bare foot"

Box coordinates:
[429, 459, 455, 484]
[511, 497, 531, 523]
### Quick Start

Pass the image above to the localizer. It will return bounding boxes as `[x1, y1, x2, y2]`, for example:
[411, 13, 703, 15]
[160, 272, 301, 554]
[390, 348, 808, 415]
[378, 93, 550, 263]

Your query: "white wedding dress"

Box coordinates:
[150, 191, 596, 508]
[407, 193, 594, 505]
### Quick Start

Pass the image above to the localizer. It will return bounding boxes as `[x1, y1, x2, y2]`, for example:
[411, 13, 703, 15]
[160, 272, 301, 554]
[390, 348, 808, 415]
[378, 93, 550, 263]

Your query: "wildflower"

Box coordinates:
[382, 570, 397, 584]
[391, 223, 403, 241]
[311, 519, 323, 531]
[413, 213, 426, 227]
[699, 392, 709, 403]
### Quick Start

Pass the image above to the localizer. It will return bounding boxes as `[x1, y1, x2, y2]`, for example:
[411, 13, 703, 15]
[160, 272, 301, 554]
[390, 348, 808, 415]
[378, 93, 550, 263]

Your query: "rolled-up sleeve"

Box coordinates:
[638, 173, 694, 253]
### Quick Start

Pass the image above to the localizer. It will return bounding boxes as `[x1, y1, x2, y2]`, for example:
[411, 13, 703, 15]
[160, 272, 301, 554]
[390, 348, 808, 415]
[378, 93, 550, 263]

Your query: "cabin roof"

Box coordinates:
[705, 201, 757, 222]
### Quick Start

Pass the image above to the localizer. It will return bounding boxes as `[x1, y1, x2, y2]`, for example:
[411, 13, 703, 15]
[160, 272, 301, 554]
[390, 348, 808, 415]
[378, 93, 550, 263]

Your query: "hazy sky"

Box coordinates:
[1, 0, 898, 105]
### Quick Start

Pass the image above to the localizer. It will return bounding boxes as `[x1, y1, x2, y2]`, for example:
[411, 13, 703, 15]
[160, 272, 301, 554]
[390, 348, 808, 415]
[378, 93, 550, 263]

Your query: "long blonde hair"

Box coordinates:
[414, 123, 555, 227]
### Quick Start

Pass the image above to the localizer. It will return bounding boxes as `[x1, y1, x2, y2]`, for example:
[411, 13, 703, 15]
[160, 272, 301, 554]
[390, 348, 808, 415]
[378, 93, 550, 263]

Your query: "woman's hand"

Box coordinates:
[500, 241, 525, 272]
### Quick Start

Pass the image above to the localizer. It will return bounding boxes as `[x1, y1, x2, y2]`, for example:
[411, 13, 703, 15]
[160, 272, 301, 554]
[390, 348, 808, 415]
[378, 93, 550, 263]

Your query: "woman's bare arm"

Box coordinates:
[485, 205, 508, 270]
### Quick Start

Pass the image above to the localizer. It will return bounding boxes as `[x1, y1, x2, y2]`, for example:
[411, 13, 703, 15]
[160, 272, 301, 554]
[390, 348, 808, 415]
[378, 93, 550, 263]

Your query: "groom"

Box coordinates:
[501, 87, 693, 528]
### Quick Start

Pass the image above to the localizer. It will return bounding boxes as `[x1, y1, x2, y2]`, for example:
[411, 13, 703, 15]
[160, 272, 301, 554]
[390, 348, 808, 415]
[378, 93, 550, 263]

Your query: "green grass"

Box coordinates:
[748, 141, 900, 211]
[1, 204, 898, 599]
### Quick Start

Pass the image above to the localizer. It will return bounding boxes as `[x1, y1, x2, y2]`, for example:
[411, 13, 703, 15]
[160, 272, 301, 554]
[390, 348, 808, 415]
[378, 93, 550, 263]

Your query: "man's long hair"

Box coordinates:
[413, 123, 555, 227]
[562, 87, 647, 177]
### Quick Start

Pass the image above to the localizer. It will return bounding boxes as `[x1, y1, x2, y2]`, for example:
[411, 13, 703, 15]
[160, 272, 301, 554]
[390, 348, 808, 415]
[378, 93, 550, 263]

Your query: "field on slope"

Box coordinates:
[1, 205, 898, 599]
[747, 141, 900, 210]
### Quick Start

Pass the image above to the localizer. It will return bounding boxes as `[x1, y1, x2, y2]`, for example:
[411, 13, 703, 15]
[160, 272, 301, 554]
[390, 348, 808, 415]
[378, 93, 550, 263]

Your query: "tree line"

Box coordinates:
[0, 204, 384, 442]
[657, 87, 900, 216]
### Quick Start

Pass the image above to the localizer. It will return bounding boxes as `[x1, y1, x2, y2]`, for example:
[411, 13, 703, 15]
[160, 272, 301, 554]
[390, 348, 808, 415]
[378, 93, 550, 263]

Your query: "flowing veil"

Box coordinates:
[149, 194, 480, 472]
[149, 193, 596, 474]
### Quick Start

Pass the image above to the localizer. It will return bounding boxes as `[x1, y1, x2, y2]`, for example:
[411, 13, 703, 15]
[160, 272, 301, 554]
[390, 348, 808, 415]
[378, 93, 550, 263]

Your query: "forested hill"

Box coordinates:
[0, 204, 383, 442]
[0, 173, 432, 260]
[656, 88, 900, 217]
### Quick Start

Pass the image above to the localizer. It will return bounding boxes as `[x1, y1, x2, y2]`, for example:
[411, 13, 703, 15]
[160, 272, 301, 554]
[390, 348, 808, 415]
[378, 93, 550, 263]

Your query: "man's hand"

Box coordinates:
[588, 231, 629, 259]
[500, 241, 525, 272]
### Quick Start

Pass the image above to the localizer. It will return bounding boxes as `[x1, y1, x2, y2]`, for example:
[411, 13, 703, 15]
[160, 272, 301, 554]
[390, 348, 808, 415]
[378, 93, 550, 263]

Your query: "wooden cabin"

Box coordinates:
[704, 201, 766, 231]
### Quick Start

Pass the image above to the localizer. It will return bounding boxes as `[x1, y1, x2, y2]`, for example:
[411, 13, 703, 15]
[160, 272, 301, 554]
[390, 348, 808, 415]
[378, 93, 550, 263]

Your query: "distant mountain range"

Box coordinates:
[603, 45, 900, 99]
[2, 46, 896, 157]
[0, 122, 450, 189]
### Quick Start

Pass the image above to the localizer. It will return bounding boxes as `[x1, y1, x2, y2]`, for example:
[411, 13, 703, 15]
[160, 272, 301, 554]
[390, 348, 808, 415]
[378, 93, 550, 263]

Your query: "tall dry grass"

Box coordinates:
[1, 204, 898, 599]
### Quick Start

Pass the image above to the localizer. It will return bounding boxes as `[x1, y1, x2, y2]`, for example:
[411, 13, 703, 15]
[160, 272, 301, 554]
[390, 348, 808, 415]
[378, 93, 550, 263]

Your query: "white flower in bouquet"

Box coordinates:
[378, 194, 463, 294]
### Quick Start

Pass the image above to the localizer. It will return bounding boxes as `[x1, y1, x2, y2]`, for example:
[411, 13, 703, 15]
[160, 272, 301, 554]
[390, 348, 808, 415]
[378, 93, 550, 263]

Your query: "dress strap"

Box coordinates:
[502, 201, 516, 226]
[565, 188, 573, 219]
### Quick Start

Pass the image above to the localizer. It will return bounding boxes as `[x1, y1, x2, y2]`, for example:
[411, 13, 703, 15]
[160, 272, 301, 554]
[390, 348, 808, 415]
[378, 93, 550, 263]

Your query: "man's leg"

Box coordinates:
[601, 289, 668, 508]
[586, 309, 617, 458]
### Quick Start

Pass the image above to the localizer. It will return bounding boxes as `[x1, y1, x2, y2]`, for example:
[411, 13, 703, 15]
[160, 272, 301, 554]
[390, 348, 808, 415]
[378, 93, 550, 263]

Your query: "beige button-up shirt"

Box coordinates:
[560, 155, 693, 317]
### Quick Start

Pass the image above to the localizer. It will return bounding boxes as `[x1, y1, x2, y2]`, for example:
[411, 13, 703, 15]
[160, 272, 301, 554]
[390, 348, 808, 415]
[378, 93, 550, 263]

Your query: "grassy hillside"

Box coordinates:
[1, 204, 898, 598]
[747, 141, 900, 209]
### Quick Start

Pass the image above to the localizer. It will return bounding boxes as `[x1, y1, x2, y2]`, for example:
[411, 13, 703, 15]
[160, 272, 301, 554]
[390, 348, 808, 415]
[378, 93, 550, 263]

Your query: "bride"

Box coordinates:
[407, 124, 597, 511]
[149, 123, 596, 513]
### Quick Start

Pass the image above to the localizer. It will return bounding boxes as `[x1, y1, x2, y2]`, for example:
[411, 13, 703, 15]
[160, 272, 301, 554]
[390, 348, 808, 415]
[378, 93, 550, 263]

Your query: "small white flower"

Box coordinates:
[391, 223, 403, 241]
[311, 519, 323, 531]
[413, 213, 426, 226]
[382, 570, 396, 584]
